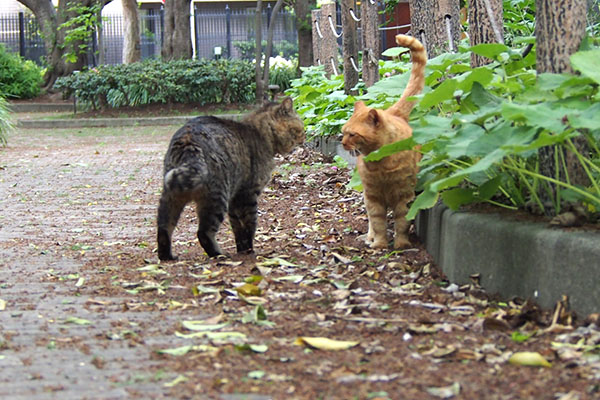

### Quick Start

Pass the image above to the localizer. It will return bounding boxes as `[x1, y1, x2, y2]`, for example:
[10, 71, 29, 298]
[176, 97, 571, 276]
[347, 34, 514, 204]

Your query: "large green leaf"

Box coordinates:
[441, 187, 476, 210]
[568, 103, 600, 130]
[420, 79, 458, 109]
[406, 189, 439, 220]
[570, 49, 600, 85]
[364, 137, 417, 162]
[501, 102, 570, 132]
[469, 43, 510, 60]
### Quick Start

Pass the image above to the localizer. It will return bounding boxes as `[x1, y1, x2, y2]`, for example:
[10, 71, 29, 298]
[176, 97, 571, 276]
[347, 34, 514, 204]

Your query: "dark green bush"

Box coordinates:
[0, 44, 43, 99]
[54, 58, 256, 109]
[234, 40, 298, 60]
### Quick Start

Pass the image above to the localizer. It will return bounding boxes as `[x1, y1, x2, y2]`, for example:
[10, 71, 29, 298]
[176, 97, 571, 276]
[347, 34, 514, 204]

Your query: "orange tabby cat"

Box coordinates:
[341, 34, 426, 249]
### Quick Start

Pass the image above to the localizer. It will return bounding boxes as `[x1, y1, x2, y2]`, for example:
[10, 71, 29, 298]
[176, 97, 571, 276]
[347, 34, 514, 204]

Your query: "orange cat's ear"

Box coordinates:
[354, 101, 366, 111]
[367, 109, 381, 126]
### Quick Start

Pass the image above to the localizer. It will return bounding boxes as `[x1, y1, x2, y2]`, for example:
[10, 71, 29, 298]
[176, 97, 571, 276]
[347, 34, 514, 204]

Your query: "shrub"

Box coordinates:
[0, 97, 13, 146]
[0, 44, 43, 99]
[288, 44, 600, 218]
[54, 58, 256, 109]
[234, 40, 298, 60]
[268, 56, 298, 92]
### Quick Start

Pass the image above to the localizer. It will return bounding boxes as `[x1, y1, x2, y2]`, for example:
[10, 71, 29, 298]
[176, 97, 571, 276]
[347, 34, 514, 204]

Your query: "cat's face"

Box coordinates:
[274, 97, 305, 153]
[342, 102, 387, 156]
[342, 101, 413, 156]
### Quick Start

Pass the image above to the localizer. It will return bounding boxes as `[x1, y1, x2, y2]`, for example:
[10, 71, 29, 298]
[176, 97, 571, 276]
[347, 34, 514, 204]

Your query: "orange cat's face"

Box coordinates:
[341, 101, 413, 156]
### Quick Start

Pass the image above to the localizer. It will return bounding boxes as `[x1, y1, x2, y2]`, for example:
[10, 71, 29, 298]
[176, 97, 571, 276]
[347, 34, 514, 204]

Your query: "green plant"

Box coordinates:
[285, 65, 356, 141]
[0, 44, 43, 99]
[289, 40, 600, 218]
[0, 96, 14, 146]
[364, 43, 600, 218]
[234, 40, 298, 60]
[59, 2, 103, 64]
[54, 59, 256, 109]
[269, 57, 298, 92]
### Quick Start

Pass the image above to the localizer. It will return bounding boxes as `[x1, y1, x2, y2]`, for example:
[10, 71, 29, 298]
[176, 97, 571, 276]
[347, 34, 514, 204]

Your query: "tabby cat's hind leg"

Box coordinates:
[365, 195, 388, 249]
[393, 199, 411, 249]
[157, 194, 186, 261]
[195, 202, 225, 257]
[229, 192, 258, 254]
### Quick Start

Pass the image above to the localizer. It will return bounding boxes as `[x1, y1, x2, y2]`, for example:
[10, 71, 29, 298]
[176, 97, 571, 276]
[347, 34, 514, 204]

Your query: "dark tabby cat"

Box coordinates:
[157, 97, 305, 260]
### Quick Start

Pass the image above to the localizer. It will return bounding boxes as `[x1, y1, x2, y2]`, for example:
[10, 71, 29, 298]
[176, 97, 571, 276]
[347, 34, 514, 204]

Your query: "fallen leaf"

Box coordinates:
[0, 299, 6, 311]
[295, 336, 359, 351]
[62, 316, 92, 325]
[163, 374, 188, 387]
[157, 344, 219, 356]
[181, 321, 230, 331]
[175, 331, 247, 341]
[235, 283, 262, 296]
[426, 382, 460, 398]
[508, 351, 552, 367]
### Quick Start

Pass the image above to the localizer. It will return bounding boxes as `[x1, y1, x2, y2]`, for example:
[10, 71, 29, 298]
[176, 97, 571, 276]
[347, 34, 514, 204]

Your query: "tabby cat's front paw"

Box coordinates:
[158, 252, 178, 261]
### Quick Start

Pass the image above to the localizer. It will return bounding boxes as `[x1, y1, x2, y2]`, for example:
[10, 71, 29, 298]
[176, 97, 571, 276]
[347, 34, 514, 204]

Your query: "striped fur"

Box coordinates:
[157, 97, 305, 260]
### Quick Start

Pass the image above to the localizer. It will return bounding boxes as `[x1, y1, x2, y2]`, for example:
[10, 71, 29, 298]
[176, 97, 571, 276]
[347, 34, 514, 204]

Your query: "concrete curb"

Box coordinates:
[415, 204, 600, 317]
[10, 102, 76, 113]
[15, 114, 245, 129]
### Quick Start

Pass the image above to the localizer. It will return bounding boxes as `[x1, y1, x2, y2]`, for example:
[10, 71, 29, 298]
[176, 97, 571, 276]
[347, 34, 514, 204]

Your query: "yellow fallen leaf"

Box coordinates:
[0, 298, 6, 311]
[508, 351, 552, 367]
[235, 283, 262, 296]
[295, 336, 359, 351]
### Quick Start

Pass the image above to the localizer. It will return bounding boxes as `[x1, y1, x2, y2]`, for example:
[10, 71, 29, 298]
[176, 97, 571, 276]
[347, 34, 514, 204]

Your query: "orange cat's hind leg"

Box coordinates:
[393, 200, 411, 249]
[365, 196, 388, 249]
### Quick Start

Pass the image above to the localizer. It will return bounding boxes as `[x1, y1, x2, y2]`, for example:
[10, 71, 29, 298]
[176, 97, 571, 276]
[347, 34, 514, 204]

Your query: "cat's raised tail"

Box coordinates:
[388, 34, 427, 120]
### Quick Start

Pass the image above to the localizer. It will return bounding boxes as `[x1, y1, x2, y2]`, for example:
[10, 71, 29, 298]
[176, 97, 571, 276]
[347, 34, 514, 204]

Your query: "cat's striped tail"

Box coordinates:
[389, 34, 427, 120]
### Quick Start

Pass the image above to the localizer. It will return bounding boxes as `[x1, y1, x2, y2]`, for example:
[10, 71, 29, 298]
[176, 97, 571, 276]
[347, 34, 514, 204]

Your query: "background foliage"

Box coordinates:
[0, 44, 43, 99]
[54, 59, 257, 109]
[0, 96, 13, 146]
[287, 0, 600, 218]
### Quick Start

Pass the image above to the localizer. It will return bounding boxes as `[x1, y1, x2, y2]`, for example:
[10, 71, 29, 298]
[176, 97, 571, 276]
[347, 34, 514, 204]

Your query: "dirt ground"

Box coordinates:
[1, 104, 599, 399]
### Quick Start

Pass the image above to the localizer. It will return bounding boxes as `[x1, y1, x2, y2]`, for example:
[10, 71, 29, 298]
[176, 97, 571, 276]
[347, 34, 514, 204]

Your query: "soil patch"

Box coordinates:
[0, 106, 598, 399]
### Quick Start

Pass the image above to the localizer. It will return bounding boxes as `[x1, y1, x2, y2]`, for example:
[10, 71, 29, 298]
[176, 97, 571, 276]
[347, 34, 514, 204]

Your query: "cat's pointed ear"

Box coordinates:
[354, 101, 366, 111]
[280, 96, 294, 113]
[367, 109, 381, 126]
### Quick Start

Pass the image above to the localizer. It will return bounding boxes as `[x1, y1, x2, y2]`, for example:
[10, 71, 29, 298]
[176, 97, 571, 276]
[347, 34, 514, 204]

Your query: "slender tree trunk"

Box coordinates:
[468, 0, 503, 67]
[162, 0, 192, 60]
[255, 0, 265, 102]
[409, 0, 460, 58]
[361, 0, 380, 88]
[340, 0, 358, 94]
[255, 0, 285, 102]
[535, 0, 588, 215]
[122, 0, 141, 63]
[294, 0, 315, 72]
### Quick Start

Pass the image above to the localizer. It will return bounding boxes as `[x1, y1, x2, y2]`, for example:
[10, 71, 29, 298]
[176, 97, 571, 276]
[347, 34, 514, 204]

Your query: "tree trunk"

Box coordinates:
[409, 0, 460, 58]
[535, 0, 588, 215]
[162, 0, 192, 60]
[340, 0, 358, 94]
[255, 0, 265, 102]
[17, 0, 104, 91]
[122, 0, 141, 63]
[468, 0, 503, 67]
[294, 0, 315, 72]
[361, 0, 380, 88]
[255, 0, 286, 102]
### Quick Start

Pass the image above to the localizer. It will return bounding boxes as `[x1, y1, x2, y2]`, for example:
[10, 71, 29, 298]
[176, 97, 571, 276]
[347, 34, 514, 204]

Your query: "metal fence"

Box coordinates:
[0, 6, 297, 66]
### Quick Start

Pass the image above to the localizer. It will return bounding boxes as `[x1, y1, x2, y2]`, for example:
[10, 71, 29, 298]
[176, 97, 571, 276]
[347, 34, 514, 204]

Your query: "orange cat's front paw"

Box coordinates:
[369, 239, 388, 249]
[393, 236, 411, 249]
